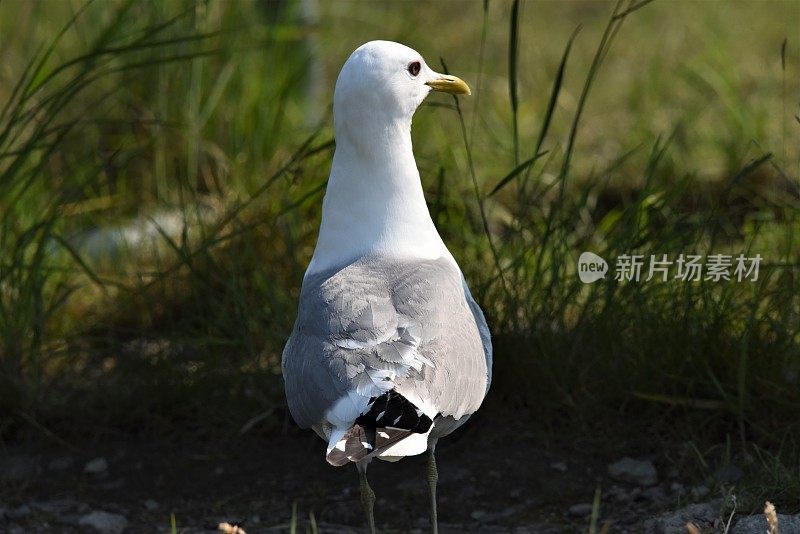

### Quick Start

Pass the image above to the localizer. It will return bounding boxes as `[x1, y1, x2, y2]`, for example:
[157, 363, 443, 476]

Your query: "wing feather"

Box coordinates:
[282, 257, 491, 438]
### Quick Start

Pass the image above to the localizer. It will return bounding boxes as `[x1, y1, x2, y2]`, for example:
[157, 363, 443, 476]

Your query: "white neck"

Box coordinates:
[306, 117, 451, 276]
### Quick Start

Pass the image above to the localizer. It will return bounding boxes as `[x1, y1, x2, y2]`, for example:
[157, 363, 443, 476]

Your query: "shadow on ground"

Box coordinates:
[0, 408, 737, 533]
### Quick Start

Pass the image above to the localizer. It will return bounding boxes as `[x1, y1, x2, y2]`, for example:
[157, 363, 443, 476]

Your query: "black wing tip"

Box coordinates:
[355, 390, 433, 433]
[326, 390, 435, 466]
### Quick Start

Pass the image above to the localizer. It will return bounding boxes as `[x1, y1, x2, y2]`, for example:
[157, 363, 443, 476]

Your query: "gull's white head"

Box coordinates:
[333, 40, 470, 152]
[307, 41, 470, 275]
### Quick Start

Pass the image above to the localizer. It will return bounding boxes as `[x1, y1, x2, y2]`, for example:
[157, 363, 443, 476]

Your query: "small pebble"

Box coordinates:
[550, 461, 568, 473]
[608, 457, 658, 486]
[84, 457, 108, 474]
[78, 510, 128, 534]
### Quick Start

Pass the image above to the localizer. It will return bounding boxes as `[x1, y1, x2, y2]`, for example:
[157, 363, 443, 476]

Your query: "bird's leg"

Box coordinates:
[426, 444, 439, 534]
[357, 459, 376, 534]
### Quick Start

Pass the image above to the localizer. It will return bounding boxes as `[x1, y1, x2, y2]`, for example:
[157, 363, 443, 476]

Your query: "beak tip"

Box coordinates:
[426, 75, 471, 96]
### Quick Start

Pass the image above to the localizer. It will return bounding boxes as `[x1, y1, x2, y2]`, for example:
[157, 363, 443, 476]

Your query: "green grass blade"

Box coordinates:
[589, 486, 602, 534]
[468, 0, 490, 146]
[290, 501, 298, 534]
[489, 150, 548, 196]
[520, 26, 581, 192]
[441, 57, 512, 299]
[50, 235, 105, 288]
[508, 0, 520, 165]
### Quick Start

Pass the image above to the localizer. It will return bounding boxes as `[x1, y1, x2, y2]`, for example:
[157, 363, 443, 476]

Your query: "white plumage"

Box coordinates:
[282, 40, 490, 533]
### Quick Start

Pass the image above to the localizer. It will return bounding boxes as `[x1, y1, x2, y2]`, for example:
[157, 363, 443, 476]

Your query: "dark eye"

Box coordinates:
[408, 61, 421, 77]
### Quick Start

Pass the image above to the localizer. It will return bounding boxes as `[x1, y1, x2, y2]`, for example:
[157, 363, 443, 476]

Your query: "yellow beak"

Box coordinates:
[425, 74, 471, 96]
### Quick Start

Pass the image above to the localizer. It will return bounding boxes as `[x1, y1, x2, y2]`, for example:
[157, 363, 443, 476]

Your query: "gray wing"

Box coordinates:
[281, 256, 490, 429]
[462, 278, 493, 393]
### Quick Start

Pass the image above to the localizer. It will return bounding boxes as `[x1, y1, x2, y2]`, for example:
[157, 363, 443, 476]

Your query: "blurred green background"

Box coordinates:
[0, 0, 798, 503]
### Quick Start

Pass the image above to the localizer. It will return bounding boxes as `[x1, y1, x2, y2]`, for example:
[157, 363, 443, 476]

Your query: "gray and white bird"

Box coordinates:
[282, 40, 492, 533]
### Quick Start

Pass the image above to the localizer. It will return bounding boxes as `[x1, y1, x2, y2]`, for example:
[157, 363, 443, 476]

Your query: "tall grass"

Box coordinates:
[0, 1, 327, 431]
[0, 1, 222, 417]
[452, 1, 797, 425]
[0, 0, 798, 502]
[452, 0, 798, 498]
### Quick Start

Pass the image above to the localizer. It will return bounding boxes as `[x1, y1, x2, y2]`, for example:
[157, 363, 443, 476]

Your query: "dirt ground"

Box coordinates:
[0, 408, 708, 534]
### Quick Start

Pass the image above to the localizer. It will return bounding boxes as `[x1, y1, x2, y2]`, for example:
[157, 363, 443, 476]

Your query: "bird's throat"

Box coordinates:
[307, 130, 450, 276]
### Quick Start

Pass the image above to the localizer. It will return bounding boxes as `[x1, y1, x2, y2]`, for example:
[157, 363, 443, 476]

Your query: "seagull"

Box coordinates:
[282, 40, 492, 534]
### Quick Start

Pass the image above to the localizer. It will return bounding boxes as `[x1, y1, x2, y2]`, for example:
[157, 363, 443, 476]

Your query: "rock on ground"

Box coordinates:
[78, 510, 129, 534]
[550, 461, 567, 473]
[84, 457, 109, 474]
[643, 500, 721, 534]
[608, 457, 658, 486]
[733, 513, 800, 534]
